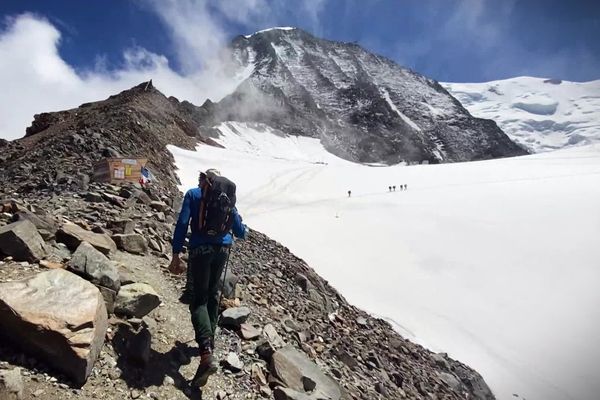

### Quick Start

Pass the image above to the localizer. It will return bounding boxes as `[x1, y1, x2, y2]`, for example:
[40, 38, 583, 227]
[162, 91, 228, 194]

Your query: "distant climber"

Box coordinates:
[393, 185, 396, 191]
[404, 184, 407, 190]
[348, 190, 351, 197]
[169, 168, 247, 388]
[388, 186, 392, 192]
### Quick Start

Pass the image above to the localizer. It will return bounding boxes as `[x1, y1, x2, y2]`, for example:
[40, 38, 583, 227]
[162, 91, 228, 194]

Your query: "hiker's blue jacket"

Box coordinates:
[171, 187, 246, 253]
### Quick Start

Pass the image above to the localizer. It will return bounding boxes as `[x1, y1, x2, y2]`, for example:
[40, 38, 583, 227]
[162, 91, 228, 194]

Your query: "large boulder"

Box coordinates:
[112, 234, 147, 255]
[270, 346, 344, 400]
[0, 219, 47, 262]
[11, 209, 58, 240]
[68, 241, 120, 292]
[115, 283, 160, 318]
[56, 223, 116, 256]
[0, 269, 108, 385]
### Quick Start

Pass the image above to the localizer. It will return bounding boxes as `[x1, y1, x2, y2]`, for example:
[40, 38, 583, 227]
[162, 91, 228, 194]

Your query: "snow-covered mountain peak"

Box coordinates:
[444, 77, 600, 152]
[242, 26, 297, 39]
[202, 29, 527, 164]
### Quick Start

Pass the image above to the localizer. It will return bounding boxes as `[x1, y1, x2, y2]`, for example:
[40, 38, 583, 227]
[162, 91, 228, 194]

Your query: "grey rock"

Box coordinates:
[270, 346, 343, 400]
[273, 387, 312, 400]
[106, 219, 135, 235]
[0, 269, 107, 385]
[148, 238, 161, 252]
[98, 286, 117, 314]
[85, 192, 104, 203]
[335, 350, 358, 370]
[68, 241, 120, 292]
[452, 364, 495, 400]
[102, 147, 120, 158]
[149, 201, 167, 212]
[0, 368, 23, 399]
[11, 209, 58, 241]
[221, 352, 244, 372]
[0, 220, 47, 262]
[220, 269, 239, 299]
[130, 189, 152, 206]
[112, 234, 147, 255]
[439, 372, 462, 391]
[263, 323, 285, 348]
[432, 352, 450, 370]
[220, 306, 251, 328]
[115, 283, 160, 318]
[239, 323, 261, 340]
[256, 339, 276, 362]
[294, 273, 313, 293]
[56, 223, 117, 256]
[48, 242, 72, 262]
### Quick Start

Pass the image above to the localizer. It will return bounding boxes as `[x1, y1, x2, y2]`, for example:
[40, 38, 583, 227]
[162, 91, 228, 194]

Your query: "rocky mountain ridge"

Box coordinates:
[195, 27, 527, 164]
[0, 82, 495, 399]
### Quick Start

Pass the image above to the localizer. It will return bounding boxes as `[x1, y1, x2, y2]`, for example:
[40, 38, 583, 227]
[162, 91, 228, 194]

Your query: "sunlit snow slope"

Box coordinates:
[443, 77, 600, 153]
[169, 122, 600, 400]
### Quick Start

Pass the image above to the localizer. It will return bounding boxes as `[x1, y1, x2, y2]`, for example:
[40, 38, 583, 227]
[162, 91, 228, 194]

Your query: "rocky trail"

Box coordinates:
[0, 81, 495, 400]
[0, 184, 494, 400]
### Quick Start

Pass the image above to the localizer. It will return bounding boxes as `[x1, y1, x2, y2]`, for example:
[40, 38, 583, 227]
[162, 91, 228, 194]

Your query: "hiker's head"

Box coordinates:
[199, 168, 220, 188]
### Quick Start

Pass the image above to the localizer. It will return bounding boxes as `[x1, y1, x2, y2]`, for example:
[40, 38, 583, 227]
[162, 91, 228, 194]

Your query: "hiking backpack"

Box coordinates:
[198, 176, 237, 236]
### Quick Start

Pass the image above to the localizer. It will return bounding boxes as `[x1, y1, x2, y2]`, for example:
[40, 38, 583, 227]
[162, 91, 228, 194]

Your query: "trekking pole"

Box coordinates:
[217, 245, 232, 319]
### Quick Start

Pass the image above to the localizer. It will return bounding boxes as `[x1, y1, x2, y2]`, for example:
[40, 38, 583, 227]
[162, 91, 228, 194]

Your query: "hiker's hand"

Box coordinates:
[168, 255, 185, 275]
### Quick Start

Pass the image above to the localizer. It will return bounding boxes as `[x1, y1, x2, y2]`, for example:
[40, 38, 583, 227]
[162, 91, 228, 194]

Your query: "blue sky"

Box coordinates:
[1, 0, 599, 82]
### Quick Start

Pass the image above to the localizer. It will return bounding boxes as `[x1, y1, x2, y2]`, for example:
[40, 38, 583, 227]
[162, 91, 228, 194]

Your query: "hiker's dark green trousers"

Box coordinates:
[188, 244, 229, 345]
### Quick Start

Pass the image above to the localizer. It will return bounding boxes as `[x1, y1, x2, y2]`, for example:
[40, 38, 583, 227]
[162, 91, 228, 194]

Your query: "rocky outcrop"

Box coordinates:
[0, 219, 47, 262]
[0, 269, 108, 385]
[196, 28, 527, 164]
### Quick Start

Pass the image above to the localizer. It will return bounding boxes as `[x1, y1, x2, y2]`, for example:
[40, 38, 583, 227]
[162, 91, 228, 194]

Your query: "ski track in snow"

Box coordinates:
[168, 122, 600, 400]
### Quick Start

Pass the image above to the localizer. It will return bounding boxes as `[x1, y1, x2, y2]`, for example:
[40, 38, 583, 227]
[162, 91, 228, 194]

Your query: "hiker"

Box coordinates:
[347, 190, 351, 197]
[388, 186, 392, 192]
[393, 185, 396, 191]
[168, 168, 246, 388]
[404, 184, 407, 190]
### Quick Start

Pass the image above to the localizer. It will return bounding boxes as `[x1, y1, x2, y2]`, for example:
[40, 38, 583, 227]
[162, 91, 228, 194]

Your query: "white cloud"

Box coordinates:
[0, 13, 243, 140]
[0, 1, 330, 141]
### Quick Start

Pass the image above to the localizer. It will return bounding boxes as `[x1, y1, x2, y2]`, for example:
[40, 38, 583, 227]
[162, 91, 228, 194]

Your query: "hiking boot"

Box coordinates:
[190, 353, 218, 388]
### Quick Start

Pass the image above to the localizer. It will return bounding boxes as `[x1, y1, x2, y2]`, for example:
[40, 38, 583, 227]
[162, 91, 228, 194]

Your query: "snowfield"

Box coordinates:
[443, 77, 600, 153]
[169, 122, 600, 400]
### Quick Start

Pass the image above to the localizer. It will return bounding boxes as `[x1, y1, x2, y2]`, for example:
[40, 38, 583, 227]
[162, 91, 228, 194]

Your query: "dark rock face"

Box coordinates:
[0, 220, 47, 262]
[198, 28, 527, 164]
